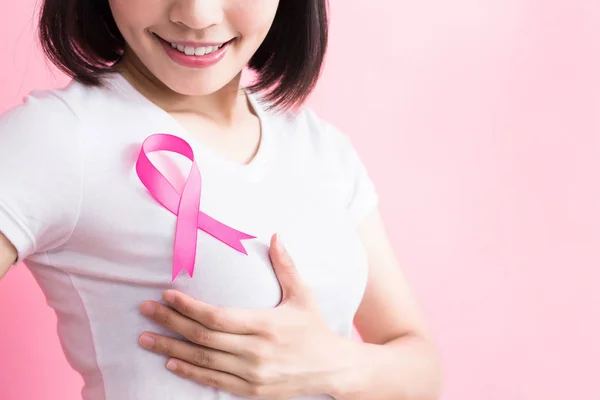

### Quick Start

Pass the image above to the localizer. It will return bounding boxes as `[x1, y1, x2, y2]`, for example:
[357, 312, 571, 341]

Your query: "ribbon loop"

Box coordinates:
[135, 133, 255, 281]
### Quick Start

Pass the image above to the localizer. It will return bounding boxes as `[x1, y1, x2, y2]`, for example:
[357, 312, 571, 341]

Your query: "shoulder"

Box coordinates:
[252, 94, 352, 156]
[0, 91, 75, 156]
[0, 84, 79, 132]
[0, 74, 125, 132]
[263, 101, 339, 138]
[0, 81, 92, 164]
[0, 75, 130, 151]
[284, 106, 360, 166]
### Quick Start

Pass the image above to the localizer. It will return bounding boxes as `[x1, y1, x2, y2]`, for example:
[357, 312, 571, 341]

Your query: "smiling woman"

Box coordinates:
[38, 0, 327, 109]
[0, 0, 442, 399]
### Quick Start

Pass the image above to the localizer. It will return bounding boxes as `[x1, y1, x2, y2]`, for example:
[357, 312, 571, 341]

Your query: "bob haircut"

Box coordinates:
[38, 0, 329, 110]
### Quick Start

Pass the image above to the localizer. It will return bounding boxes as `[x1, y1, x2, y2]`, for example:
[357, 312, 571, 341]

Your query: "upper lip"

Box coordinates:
[156, 34, 231, 47]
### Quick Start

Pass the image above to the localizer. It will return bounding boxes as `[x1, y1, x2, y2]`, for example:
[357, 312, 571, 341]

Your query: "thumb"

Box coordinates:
[269, 233, 308, 304]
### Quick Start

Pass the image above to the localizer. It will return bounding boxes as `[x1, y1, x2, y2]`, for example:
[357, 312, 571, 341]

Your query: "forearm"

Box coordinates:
[327, 333, 443, 400]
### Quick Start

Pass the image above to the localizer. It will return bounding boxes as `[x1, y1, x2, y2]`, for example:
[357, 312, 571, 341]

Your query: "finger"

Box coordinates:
[161, 291, 266, 335]
[164, 359, 269, 399]
[269, 233, 308, 303]
[138, 333, 250, 378]
[140, 301, 249, 354]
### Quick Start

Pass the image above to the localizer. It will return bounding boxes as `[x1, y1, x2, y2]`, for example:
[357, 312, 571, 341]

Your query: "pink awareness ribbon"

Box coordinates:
[135, 133, 256, 281]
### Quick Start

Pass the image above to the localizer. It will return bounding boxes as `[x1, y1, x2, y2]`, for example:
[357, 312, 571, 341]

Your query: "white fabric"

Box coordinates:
[0, 73, 379, 400]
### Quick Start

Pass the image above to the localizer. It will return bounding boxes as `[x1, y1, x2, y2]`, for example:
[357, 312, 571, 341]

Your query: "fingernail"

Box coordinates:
[166, 360, 178, 371]
[276, 233, 286, 252]
[140, 302, 155, 316]
[163, 291, 176, 304]
[139, 334, 155, 349]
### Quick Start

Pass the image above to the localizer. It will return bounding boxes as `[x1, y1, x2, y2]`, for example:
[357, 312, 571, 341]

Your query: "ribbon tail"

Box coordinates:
[172, 226, 198, 280]
[171, 263, 185, 282]
[222, 231, 256, 255]
[198, 213, 256, 255]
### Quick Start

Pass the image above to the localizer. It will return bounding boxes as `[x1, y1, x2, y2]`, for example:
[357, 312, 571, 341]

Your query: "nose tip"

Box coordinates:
[170, 1, 224, 31]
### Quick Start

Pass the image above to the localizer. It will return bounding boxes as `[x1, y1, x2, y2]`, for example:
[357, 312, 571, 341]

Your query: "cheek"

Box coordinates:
[228, 0, 279, 39]
[108, 0, 159, 38]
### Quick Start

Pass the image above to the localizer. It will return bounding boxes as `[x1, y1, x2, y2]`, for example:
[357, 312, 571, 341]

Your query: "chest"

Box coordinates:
[68, 135, 369, 324]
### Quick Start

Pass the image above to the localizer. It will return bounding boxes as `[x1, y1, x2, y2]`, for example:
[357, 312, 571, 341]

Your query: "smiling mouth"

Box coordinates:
[154, 34, 234, 56]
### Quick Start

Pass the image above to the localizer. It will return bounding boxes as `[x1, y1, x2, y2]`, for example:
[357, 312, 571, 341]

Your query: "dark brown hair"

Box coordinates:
[38, 0, 329, 110]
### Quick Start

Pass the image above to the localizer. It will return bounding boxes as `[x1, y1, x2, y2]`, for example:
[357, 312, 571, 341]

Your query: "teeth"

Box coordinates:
[170, 43, 223, 56]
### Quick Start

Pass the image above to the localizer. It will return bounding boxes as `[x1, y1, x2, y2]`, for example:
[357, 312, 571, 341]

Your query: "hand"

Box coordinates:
[138, 233, 357, 399]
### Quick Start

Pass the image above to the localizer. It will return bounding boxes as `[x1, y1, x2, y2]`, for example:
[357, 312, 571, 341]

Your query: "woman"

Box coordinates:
[0, 0, 442, 398]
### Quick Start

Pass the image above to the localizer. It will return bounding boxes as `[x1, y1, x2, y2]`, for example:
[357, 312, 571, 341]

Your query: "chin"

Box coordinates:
[157, 68, 242, 97]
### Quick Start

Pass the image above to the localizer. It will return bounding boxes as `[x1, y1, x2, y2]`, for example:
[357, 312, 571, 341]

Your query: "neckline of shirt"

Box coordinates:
[104, 71, 274, 182]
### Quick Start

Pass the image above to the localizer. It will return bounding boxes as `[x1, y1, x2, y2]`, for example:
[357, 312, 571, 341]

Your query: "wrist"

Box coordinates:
[322, 336, 371, 400]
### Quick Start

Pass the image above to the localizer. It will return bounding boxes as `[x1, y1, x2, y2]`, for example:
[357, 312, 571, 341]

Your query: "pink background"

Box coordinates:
[1, 0, 599, 399]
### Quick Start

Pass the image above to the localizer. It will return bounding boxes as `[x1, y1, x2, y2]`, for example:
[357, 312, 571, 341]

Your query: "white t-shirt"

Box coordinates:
[0, 72, 379, 400]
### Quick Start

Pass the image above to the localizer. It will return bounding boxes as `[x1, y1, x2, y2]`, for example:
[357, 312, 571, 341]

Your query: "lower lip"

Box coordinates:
[158, 37, 232, 68]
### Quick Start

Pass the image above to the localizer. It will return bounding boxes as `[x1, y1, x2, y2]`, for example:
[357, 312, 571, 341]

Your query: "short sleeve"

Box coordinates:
[0, 91, 82, 265]
[302, 109, 380, 226]
[331, 126, 380, 226]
